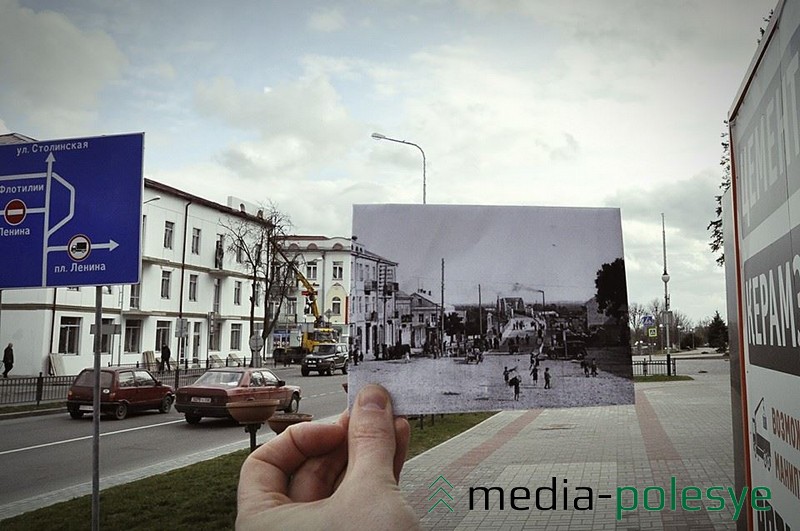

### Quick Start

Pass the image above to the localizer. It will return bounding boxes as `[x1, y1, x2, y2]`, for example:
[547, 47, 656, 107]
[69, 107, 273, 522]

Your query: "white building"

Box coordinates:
[0, 175, 404, 375]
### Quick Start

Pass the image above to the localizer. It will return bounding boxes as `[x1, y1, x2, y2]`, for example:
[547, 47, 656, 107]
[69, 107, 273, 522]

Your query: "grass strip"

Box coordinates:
[1, 411, 495, 530]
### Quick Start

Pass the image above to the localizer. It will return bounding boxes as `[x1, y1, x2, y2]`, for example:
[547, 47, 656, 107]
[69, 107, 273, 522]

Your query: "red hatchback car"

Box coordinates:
[175, 367, 301, 424]
[66, 367, 175, 420]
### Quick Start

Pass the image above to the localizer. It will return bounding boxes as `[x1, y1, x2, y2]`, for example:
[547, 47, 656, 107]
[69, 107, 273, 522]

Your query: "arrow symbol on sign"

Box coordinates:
[48, 240, 119, 253]
[94, 240, 119, 251]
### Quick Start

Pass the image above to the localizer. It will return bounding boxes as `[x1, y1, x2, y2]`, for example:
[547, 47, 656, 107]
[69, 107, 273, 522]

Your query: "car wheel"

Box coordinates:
[325, 369, 332, 376]
[113, 403, 128, 421]
[159, 395, 173, 413]
[341, 362, 348, 375]
[69, 409, 83, 419]
[185, 414, 202, 425]
[301, 367, 309, 377]
[284, 394, 300, 414]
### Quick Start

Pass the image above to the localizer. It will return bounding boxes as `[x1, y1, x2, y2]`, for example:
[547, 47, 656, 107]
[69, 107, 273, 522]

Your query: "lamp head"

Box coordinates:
[371, 133, 387, 140]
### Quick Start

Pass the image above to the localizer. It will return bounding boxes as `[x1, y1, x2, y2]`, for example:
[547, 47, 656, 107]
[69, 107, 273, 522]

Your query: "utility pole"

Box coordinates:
[478, 284, 482, 340]
[440, 259, 445, 358]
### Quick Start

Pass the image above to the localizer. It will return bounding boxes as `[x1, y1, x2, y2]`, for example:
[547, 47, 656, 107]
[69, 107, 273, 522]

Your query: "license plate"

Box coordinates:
[190, 397, 211, 403]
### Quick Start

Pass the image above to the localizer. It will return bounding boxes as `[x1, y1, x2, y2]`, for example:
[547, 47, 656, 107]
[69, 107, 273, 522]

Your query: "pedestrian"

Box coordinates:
[544, 367, 551, 389]
[530, 365, 538, 387]
[3, 343, 13, 378]
[581, 359, 589, 377]
[590, 358, 598, 377]
[503, 366, 510, 384]
[510, 375, 520, 401]
[159, 343, 172, 372]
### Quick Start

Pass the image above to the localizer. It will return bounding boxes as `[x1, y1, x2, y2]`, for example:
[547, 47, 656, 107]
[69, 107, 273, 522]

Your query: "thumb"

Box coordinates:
[346, 384, 399, 483]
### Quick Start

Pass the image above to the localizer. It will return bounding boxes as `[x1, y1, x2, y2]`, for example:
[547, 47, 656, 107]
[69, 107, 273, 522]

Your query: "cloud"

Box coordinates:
[0, 0, 127, 136]
[193, 73, 363, 180]
[308, 7, 346, 32]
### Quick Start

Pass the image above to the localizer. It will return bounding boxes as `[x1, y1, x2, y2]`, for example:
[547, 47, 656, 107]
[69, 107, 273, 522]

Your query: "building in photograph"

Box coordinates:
[348, 239, 398, 359]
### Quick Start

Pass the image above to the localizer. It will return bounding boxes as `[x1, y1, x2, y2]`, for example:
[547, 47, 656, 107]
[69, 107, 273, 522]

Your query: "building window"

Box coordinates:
[215, 235, 225, 268]
[191, 227, 201, 255]
[188, 274, 198, 302]
[124, 319, 142, 353]
[254, 282, 261, 307]
[306, 262, 317, 280]
[236, 243, 244, 264]
[192, 322, 202, 359]
[130, 284, 140, 309]
[234, 281, 242, 305]
[58, 317, 81, 354]
[100, 318, 114, 354]
[333, 261, 343, 280]
[230, 323, 242, 351]
[161, 271, 171, 299]
[164, 221, 174, 249]
[332, 297, 342, 315]
[213, 278, 222, 313]
[209, 322, 221, 351]
[285, 298, 297, 317]
[155, 321, 171, 352]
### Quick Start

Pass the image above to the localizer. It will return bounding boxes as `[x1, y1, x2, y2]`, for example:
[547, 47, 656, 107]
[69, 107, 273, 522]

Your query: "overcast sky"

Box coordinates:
[0, 0, 778, 324]
[353, 204, 625, 305]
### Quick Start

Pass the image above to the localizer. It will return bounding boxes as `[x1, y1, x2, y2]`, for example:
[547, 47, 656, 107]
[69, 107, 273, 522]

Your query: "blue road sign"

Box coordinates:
[642, 314, 655, 326]
[0, 133, 143, 288]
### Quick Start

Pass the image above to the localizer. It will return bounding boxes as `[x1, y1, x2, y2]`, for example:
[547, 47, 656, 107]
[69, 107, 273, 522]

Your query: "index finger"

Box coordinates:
[238, 422, 346, 508]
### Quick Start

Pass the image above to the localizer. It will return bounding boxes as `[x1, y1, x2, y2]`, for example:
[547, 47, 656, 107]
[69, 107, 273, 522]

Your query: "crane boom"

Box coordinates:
[269, 239, 323, 326]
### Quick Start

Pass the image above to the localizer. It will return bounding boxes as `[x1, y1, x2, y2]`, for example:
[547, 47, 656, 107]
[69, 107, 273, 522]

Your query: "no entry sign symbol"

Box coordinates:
[4, 199, 26, 225]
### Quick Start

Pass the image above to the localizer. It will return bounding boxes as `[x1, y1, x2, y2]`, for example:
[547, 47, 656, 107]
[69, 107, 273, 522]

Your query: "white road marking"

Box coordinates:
[0, 419, 185, 456]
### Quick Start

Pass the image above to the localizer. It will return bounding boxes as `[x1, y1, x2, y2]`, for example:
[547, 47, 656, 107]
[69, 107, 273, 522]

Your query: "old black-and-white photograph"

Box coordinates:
[348, 204, 634, 414]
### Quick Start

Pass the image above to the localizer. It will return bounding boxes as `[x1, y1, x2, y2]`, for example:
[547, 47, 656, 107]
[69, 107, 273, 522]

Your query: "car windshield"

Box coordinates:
[313, 345, 336, 354]
[73, 370, 113, 387]
[193, 371, 243, 387]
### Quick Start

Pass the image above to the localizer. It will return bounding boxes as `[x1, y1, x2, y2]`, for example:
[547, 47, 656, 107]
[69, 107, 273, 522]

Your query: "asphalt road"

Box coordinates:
[0, 366, 346, 518]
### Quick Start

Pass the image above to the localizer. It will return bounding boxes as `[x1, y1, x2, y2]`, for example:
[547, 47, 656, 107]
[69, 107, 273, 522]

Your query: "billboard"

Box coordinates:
[729, 0, 800, 527]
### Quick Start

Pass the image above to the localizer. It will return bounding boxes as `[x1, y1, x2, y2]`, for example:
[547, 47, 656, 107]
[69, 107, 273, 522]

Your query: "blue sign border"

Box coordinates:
[0, 133, 144, 288]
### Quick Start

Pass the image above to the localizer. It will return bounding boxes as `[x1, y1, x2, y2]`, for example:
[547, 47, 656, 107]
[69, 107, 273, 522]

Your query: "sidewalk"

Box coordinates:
[400, 358, 739, 530]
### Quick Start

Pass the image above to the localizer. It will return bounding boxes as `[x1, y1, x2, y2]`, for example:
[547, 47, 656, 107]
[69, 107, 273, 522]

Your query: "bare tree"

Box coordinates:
[220, 203, 299, 366]
[708, 10, 773, 266]
[627, 302, 646, 344]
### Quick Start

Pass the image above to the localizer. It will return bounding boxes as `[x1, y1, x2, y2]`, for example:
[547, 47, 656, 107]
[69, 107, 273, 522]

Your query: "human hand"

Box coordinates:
[236, 384, 420, 530]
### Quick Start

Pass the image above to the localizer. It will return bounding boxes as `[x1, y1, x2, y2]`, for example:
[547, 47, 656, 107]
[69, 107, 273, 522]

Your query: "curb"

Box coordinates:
[0, 407, 63, 421]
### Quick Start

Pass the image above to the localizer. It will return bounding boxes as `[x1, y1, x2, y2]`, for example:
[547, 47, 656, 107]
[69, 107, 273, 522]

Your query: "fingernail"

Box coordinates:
[357, 385, 388, 411]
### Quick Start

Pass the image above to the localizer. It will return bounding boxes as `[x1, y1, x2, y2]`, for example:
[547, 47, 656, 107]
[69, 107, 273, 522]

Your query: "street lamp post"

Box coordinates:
[371, 133, 427, 204]
[661, 213, 672, 376]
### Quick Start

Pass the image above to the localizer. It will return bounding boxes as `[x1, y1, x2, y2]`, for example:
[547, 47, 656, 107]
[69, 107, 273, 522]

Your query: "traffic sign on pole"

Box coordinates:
[0, 133, 144, 289]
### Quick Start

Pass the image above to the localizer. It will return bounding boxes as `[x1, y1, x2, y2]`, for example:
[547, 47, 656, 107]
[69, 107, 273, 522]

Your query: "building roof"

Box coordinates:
[145, 178, 271, 226]
[0, 133, 37, 145]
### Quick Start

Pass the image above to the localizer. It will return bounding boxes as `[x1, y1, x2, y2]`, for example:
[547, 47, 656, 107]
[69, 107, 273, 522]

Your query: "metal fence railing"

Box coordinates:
[632, 359, 677, 377]
[0, 367, 209, 407]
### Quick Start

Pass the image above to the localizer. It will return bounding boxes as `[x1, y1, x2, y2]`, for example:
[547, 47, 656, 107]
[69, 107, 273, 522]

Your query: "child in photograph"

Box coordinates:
[544, 367, 551, 389]
[509, 375, 521, 400]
